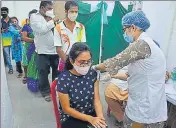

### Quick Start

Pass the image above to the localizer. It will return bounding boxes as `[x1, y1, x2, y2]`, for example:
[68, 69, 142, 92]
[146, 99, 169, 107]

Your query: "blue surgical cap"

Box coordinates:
[122, 10, 150, 31]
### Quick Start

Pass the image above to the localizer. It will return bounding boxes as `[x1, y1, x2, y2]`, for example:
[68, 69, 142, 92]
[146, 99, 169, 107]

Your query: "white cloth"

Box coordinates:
[54, 21, 86, 55]
[126, 32, 167, 124]
[30, 12, 57, 54]
[110, 66, 128, 91]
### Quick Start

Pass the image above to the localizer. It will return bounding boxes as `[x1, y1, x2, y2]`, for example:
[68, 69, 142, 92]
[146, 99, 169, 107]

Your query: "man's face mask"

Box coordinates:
[67, 7, 78, 22]
[1, 11, 8, 18]
[68, 12, 78, 22]
[45, 9, 55, 18]
[41, 5, 53, 17]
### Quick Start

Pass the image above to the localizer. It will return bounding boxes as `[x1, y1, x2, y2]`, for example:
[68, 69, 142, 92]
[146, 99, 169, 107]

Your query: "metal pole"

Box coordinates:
[99, 1, 104, 64]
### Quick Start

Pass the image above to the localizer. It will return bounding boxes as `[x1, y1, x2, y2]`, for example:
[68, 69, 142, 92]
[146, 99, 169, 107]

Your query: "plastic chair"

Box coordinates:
[50, 79, 61, 128]
[107, 106, 111, 117]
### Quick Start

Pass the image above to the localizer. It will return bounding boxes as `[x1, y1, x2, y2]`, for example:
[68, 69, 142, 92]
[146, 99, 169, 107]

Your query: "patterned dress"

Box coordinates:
[9, 25, 23, 63]
[57, 69, 97, 124]
[21, 24, 39, 92]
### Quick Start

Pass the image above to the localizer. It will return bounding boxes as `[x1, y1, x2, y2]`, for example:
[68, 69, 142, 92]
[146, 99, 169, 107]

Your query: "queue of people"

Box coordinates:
[1, 1, 176, 128]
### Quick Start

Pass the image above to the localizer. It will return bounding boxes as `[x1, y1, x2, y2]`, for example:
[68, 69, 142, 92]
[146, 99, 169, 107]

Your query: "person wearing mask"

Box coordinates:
[57, 43, 107, 128]
[93, 10, 167, 128]
[9, 17, 23, 77]
[30, 1, 60, 101]
[1, 7, 13, 74]
[54, 1, 86, 72]
[21, 9, 39, 92]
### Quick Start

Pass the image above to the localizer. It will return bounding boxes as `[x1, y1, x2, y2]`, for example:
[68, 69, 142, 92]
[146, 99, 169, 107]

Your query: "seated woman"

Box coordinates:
[105, 67, 128, 128]
[56, 43, 107, 128]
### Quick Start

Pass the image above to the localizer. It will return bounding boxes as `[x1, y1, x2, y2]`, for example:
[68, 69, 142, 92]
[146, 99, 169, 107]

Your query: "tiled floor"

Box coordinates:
[6, 66, 118, 128]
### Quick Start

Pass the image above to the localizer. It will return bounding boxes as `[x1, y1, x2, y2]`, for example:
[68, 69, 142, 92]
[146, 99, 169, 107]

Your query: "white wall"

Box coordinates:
[143, 1, 171, 46]
[2, 1, 40, 25]
[142, 1, 176, 71]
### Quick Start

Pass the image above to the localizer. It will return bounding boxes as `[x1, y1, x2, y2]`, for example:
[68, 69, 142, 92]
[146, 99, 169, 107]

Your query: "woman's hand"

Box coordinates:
[88, 116, 107, 128]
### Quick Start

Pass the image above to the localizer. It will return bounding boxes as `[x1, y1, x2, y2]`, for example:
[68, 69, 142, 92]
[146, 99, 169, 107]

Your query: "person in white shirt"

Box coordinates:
[93, 11, 167, 128]
[30, 1, 60, 102]
[105, 67, 128, 127]
[54, 1, 86, 72]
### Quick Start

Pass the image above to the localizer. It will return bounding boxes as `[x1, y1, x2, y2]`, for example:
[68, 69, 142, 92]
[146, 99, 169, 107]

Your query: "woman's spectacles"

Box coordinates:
[122, 26, 131, 32]
[75, 59, 93, 67]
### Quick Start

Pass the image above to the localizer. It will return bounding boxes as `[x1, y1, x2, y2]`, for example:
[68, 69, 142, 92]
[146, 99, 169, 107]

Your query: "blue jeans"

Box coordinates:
[3, 46, 13, 70]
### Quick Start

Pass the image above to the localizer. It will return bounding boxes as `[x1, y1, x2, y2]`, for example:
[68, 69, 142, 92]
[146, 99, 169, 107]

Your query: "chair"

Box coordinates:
[50, 79, 61, 128]
[107, 106, 111, 117]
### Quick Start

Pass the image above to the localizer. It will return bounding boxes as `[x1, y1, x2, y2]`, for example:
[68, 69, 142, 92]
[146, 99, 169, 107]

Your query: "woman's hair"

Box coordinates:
[65, 42, 91, 70]
[28, 9, 38, 19]
[11, 17, 18, 22]
[65, 1, 78, 11]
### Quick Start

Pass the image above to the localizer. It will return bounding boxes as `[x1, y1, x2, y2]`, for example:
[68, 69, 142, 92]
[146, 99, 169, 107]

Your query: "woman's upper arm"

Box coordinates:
[103, 40, 151, 75]
[94, 80, 101, 103]
[22, 31, 28, 38]
[56, 75, 71, 111]
[58, 92, 70, 111]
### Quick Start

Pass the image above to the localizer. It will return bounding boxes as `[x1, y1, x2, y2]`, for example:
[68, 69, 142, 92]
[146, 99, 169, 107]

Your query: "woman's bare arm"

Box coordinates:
[94, 80, 104, 119]
[58, 92, 92, 122]
[21, 31, 33, 43]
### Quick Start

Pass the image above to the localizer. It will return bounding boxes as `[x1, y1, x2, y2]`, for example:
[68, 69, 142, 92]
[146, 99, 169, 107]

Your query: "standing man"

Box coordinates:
[30, 1, 59, 102]
[54, 1, 86, 71]
[1, 7, 13, 74]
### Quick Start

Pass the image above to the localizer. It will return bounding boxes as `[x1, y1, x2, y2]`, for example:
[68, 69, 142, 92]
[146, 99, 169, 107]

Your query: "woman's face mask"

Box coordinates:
[123, 26, 134, 43]
[123, 32, 134, 43]
[72, 57, 92, 75]
[73, 64, 90, 75]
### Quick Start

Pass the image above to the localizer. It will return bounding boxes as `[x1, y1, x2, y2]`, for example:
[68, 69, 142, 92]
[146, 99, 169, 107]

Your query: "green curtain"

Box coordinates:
[101, 1, 129, 61]
[77, 2, 91, 14]
[77, 9, 102, 64]
[77, 1, 130, 64]
[128, 4, 134, 12]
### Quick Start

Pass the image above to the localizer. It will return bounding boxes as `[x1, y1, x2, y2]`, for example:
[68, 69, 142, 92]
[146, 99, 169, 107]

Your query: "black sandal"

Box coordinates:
[115, 120, 123, 128]
[22, 77, 27, 84]
[8, 69, 13, 74]
[18, 73, 23, 78]
[44, 95, 51, 102]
